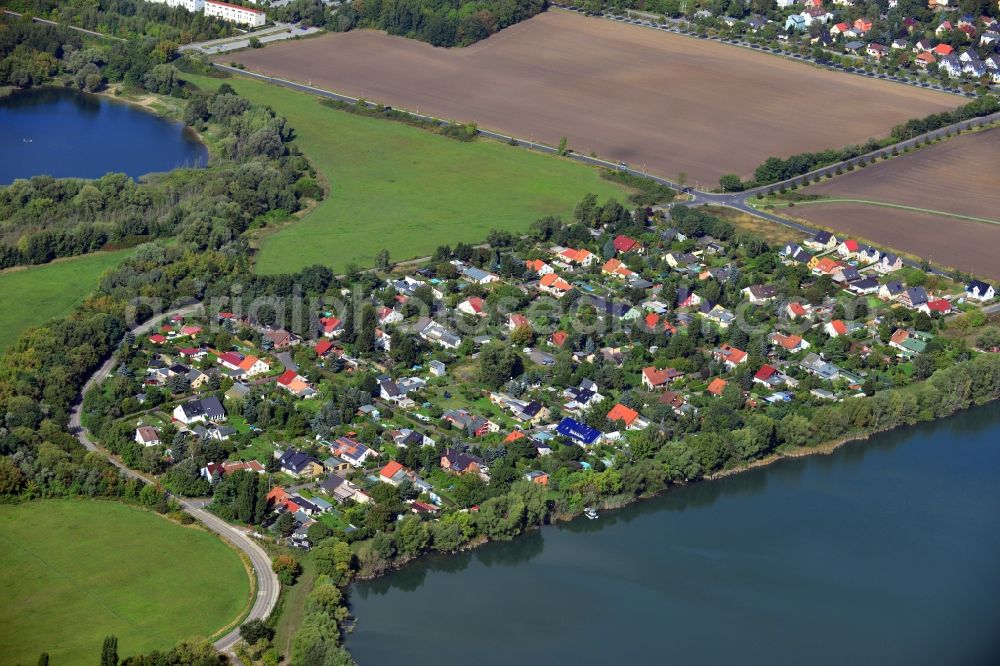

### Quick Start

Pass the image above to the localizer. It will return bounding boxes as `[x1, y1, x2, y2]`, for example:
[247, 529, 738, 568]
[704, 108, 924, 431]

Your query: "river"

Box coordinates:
[347, 404, 1000, 665]
[0, 86, 207, 184]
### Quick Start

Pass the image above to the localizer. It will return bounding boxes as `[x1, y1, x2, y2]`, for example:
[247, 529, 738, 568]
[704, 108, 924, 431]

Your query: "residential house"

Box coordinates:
[429, 359, 446, 377]
[322, 456, 352, 473]
[319, 316, 343, 338]
[879, 280, 906, 301]
[329, 436, 378, 467]
[555, 417, 602, 446]
[713, 344, 748, 369]
[457, 264, 500, 284]
[524, 471, 550, 485]
[700, 303, 736, 329]
[443, 409, 496, 437]
[742, 284, 778, 303]
[414, 317, 462, 350]
[641, 366, 684, 390]
[508, 313, 530, 331]
[135, 426, 161, 447]
[664, 251, 700, 270]
[555, 247, 598, 267]
[771, 331, 811, 353]
[525, 259, 554, 276]
[848, 277, 880, 295]
[319, 474, 371, 504]
[264, 328, 297, 349]
[173, 396, 226, 425]
[786, 301, 810, 320]
[706, 378, 728, 397]
[800, 352, 840, 381]
[602, 258, 634, 279]
[563, 379, 604, 413]
[825, 319, 850, 337]
[875, 253, 903, 273]
[804, 231, 837, 251]
[277, 370, 316, 399]
[966, 280, 995, 301]
[658, 390, 692, 415]
[538, 272, 573, 298]
[920, 298, 953, 315]
[613, 235, 641, 254]
[607, 403, 648, 430]
[441, 448, 487, 475]
[279, 450, 323, 478]
[898, 286, 929, 309]
[458, 296, 487, 317]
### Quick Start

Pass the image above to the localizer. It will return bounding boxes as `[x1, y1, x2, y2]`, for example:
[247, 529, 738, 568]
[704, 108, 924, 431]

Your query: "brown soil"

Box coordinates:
[804, 127, 1000, 221]
[219, 10, 957, 183]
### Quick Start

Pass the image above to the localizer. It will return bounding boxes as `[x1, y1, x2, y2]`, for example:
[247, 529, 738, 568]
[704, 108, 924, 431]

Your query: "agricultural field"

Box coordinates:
[220, 9, 958, 184]
[802, 128, 1000, 222]
[780, 128, 1000, 279]
[778, 203, 1000, 280]
[183, 73, 627, 275]
[0, 248, 133, 352]
[0, 500, 251, 665]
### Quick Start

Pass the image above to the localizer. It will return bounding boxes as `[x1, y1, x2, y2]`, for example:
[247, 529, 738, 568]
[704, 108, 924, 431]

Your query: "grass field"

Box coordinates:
[0, 249, 133, 352]
[221, 10, 957, 184]
[0, 500, 251, 665]
[182, 73, 627, 275]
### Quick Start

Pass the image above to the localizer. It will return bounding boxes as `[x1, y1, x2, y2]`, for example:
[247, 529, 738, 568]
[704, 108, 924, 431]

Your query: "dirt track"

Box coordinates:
[804, 128, 1000, 221]
[221, 10, 957, 183]
[785, 203, 1000, 280]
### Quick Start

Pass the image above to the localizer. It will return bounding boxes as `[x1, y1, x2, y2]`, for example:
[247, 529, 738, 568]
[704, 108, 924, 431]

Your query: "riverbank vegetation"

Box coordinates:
[0, 22, 318, 272]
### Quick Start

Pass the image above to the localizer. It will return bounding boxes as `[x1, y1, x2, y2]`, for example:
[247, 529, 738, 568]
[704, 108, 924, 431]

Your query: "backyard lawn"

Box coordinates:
[0, 249, 133, 352]
[182, 73, 627, 274]
[0, 500, 251, 665]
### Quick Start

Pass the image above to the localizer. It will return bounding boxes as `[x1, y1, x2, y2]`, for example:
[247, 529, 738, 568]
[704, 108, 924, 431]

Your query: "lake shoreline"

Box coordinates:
[347, 394, 1000, 588]
[345, 400, 1000, 666]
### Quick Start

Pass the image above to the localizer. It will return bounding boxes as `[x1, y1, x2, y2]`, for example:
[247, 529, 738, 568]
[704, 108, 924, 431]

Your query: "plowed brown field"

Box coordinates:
[803, 127, 1000, 221]
[219, 10, 958, 183]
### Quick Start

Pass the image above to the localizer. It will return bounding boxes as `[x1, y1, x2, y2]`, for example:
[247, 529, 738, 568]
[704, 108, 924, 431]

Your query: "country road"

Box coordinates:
[67, 301, 279, 657]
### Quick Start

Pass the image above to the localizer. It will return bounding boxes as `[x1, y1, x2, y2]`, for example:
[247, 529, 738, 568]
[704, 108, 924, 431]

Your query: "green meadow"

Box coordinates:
[183, 73, 627, 274]
[0, 500, 251, 665]
[0, 249, 133, 352]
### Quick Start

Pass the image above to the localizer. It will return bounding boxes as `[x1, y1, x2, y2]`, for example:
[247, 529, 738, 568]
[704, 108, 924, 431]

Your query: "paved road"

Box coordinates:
[180, 22, 321, 55]
[67, 301, 279, 656]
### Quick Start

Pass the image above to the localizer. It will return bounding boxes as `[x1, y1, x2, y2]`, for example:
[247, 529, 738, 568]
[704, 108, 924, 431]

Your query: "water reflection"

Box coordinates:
[0, 86, 207, 183]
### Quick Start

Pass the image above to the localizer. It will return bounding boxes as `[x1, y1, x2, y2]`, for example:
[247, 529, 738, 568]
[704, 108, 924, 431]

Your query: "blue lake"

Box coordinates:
[0, 86, 207, 184]
[348, 404, 1000, 665]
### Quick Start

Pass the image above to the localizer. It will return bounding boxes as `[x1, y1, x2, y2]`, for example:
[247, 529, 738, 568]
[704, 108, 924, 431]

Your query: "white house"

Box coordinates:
[135, 426, 161, 447]
[966, 280, 996, 301]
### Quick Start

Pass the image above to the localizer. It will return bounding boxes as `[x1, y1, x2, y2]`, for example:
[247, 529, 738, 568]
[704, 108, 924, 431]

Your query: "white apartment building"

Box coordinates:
[146, 0, 266, 27]
[204, 0, 266, 26]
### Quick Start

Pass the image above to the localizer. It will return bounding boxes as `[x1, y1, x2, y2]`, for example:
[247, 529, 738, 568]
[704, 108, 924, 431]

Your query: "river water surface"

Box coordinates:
[0, 86, 206, 184]
[348, 404, 1000, 665]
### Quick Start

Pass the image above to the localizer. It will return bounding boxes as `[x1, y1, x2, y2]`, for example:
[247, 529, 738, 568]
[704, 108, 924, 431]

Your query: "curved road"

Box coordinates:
[67, 302, 279, 656]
